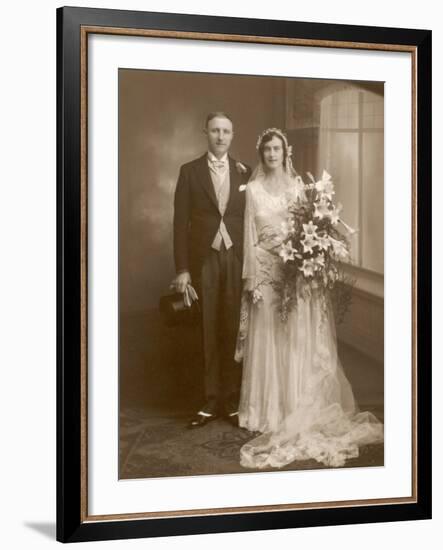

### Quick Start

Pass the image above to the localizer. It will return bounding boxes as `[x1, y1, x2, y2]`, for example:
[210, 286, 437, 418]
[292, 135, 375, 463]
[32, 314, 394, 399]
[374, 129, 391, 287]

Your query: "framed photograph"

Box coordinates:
[57, 6, 432, 543]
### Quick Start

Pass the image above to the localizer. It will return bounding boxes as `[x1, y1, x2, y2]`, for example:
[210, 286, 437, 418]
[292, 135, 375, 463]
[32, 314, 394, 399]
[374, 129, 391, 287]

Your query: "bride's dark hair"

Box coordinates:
[258, 131, 288, 168]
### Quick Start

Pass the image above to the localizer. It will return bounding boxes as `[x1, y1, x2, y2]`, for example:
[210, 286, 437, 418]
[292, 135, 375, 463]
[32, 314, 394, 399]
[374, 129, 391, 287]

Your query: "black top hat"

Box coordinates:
[159, 292, 200, 327]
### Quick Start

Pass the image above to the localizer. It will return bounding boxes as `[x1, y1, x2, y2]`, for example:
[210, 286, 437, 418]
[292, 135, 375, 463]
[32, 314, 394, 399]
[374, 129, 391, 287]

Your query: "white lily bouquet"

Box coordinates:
[269, 170, 356, 322]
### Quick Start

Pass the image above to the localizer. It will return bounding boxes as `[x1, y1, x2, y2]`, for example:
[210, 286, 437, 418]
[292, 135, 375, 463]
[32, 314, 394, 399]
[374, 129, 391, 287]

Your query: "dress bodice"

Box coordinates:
[242, 178, 305, 284]
[252, 180, 292, 239]
[249, 178, 303, 218]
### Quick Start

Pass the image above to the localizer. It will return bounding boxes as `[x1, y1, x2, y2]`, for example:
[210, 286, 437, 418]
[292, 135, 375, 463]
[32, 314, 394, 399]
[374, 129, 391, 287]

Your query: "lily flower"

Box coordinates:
[299, 259, 316, 277]
[315, 170, 335, 200]
[329, 202, 343, 225]
[314, 198, 331, 220]
[279, 240, 298, 263]
[313, 253, 326, 270]
[317, 234, 331, 251]
[301, 235, 317, 254]
[302, 221, 319, 239]
[330, 237, 349, 260]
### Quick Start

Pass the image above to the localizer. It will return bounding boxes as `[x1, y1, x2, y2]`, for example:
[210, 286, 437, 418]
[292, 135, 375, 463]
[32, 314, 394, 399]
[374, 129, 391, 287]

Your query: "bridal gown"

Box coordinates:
[238, 178, 384, 469]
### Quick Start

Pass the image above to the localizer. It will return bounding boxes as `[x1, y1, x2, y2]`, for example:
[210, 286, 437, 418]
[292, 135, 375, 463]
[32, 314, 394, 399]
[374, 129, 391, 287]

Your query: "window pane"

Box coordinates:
[362, 90, 384, 130]
[362, 132, 384, 273]
[318, 130, 360, 264]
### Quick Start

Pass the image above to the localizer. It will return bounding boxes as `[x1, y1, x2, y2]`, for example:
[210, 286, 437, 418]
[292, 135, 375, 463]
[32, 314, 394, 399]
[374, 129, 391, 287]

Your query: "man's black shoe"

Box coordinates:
[187, 413, 217, 429]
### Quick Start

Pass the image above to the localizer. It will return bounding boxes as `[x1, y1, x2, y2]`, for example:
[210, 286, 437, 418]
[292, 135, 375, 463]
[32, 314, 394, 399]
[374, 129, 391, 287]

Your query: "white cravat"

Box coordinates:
[207, 152, 228, 175]
[207, 152, 233, 250]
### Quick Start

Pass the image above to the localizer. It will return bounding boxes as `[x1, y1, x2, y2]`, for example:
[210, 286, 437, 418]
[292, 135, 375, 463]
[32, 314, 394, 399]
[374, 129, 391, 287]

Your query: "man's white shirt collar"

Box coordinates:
[207, 152, 228, 163]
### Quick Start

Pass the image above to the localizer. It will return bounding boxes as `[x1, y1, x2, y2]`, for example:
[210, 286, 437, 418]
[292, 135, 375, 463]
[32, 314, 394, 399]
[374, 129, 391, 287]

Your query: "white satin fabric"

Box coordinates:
[238, 178, 384, 469]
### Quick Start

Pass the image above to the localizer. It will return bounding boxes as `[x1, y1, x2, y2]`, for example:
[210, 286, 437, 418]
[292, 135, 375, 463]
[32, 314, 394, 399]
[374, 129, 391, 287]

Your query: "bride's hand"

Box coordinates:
[243, 278, 255, 292]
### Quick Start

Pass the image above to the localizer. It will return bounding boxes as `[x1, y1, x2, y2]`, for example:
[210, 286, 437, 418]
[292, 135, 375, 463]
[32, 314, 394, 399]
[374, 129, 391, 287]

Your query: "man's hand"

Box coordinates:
[171, 271, 191, 294]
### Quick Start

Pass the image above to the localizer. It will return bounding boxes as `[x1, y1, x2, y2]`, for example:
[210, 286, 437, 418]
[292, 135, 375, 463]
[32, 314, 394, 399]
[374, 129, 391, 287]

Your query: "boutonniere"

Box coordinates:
[236, 161, 247, 174]
[239, 184, 247, 192]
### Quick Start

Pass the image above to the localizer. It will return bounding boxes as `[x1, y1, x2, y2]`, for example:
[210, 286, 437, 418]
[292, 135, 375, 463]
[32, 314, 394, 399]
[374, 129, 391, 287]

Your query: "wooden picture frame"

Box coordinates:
[57, 6, 431, 543]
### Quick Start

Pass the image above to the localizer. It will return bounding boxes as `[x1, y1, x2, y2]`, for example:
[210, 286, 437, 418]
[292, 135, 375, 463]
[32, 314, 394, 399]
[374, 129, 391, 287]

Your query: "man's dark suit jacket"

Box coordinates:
[173, 154, 252, 278]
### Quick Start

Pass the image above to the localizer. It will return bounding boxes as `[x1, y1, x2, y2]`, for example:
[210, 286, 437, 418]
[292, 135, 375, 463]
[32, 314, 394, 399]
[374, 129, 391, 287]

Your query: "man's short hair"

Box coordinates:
[205, 111, 233, 128]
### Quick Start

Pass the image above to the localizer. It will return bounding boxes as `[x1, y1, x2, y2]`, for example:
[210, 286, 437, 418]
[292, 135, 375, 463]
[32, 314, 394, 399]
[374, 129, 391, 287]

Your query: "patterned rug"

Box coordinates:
[119, 406, 384, 479]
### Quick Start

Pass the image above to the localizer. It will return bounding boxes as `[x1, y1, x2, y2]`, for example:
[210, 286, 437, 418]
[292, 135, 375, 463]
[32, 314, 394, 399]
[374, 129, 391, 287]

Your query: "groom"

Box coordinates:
[172, 112, 251, 429]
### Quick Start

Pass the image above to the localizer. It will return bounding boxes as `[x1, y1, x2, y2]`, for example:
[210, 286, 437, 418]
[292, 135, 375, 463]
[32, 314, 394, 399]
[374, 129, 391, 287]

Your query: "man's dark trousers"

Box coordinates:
[193, 242, 242, 416]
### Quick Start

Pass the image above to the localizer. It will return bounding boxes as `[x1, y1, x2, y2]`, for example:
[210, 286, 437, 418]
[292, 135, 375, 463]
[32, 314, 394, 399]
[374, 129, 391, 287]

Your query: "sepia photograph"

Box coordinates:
[118, 69, 385, 479]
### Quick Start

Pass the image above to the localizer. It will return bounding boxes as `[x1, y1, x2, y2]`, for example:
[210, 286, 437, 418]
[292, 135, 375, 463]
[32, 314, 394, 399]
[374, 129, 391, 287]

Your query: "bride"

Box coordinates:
[237, 128, 384, 469]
